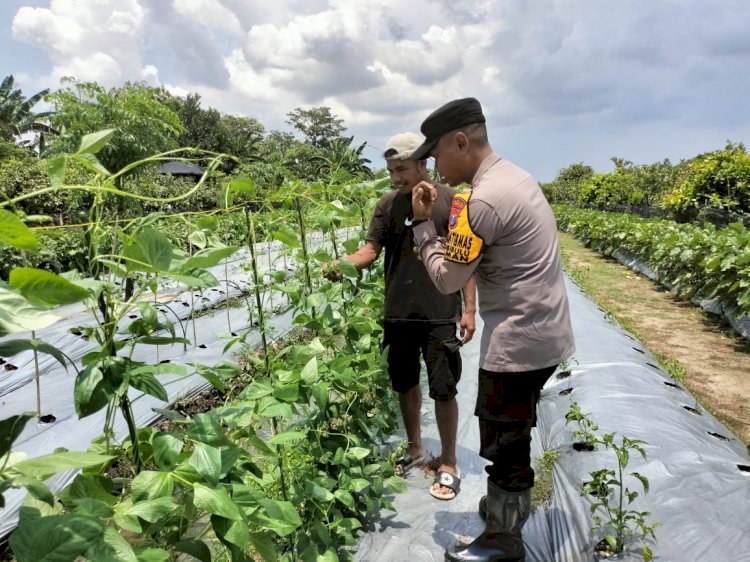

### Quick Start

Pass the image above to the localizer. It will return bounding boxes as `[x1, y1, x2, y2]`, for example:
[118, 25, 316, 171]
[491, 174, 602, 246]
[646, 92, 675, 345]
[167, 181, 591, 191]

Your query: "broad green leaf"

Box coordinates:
[196, 216, 218, 230]
[333, 489, 355, 510]
[304, 479, 334, 502]
[0, 339, 68, 372]
[12, 452, 114, 478]
[188, 230, 208, 249]
[74, 152, 110, 176]
[347, 447, 371, 460]
[59, 475, 116, 506]
[10, 268, 90, 306]
[257, 499, 302, 537]
[9, 514, 105, 562]
[127, 370, 168, 401]
[0, 413, 34, 459]
[240, 381, 274, 400]
[193, 364, 226, 393]
[0, 210, 38, 251]
[188, 413, 230, 447]
[98, 258, 128, 278]
[228, 174, 255, 198]
[248, 532, 277, 562]
[71, 497, 114, 518]
[74, 364, 111, 418]
[86, 526, 139, 562]
[271, 230, 300, 248]
[77, 128, 115, 155]
[211, 514, 250, 550]
[137, 336, 191, 346]
[128, 362, 187, 378]
[312, 382, 329, 411]
[337, 259, 359, 278]
[113, 499, 142, 533]
[151, 432, 183, 470]
[173, 539, 211, 562]
[125, 496, 178, 523]
[348, 478, 371, 493]
[386, 475, 406, 493]
[247, 434, 276, 457]
[15, 476, 55, 506]
[122, 228, 173, 272]
[273, 382, 299, 403]
[259, 399, 293, 419]
[46, 156, 67, 190]
[169, 268, 219, 289]
[131, 471, 174, 502]
[221, 447, 244, 478]
[0, 286, 60, 337]
[135, 548, 171, 562]
[267, 431, 306, 446]
[189, 443, 221, 482]
[300, 356, 319, 384]
[184, 246, 240, 269]
[193, 483, 243, 520]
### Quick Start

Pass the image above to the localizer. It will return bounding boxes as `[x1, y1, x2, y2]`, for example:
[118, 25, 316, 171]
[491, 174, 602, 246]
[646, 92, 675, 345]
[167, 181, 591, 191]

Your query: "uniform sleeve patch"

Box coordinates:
[445, 191, 483, 263]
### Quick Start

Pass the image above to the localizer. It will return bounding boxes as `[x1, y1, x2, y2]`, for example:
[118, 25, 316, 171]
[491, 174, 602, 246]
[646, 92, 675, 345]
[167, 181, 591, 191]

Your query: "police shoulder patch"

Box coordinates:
[445, 191, 483, 264]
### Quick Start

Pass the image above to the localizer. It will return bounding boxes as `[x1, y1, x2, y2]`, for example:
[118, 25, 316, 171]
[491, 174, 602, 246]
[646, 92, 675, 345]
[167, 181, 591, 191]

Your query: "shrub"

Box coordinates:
[661, 142, 750, 220]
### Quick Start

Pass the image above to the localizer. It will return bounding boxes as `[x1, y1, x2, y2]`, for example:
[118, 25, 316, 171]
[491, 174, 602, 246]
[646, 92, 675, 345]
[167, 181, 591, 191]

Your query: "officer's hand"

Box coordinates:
[412, 181, 436, 220]
[323, 261, 344, 282]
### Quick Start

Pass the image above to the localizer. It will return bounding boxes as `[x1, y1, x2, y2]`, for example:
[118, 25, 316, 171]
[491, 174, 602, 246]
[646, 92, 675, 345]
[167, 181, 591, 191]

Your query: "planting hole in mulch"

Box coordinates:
[573, 442, 596, 452]
[646, 362, 660, 370]
[632, 347, 645, 354]
[682, 405, 702, 415]
[664, 381, 681, 389]
[38, 414, 56, 424]
[198, 344, 208, 349]
[4, 364, 17, 371]
[559, 388, 573, 396]
[738, 465, 750, 475]
[128, 314, 138, 319]
[556, 371, 572, 380]
[594, 539, 623, 560]
[159, 359, 171, 364]
[0, 358, 5, 365]
[708, 432, 729, 441]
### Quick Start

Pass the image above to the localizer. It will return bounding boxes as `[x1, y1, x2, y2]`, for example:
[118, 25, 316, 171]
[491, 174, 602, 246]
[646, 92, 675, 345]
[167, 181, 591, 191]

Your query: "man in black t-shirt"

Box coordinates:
[328, 132, 476, 501]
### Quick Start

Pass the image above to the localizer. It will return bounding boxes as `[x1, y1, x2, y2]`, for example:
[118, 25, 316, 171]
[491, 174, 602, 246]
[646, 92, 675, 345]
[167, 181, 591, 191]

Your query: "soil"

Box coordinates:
[560, 232, 750, 446]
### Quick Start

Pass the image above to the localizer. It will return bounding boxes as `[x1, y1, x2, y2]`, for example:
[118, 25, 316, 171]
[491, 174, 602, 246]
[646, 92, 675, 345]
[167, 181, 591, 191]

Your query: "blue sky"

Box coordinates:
[2, 0, 750, 181]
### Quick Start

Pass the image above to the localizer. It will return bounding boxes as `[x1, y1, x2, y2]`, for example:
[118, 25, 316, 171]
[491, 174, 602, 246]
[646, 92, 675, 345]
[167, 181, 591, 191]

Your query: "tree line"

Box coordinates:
[0, 75, 375, 225]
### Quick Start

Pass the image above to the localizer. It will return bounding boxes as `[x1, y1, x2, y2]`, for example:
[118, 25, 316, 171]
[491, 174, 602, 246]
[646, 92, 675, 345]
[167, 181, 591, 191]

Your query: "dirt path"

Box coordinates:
[559, 232, 750, 446]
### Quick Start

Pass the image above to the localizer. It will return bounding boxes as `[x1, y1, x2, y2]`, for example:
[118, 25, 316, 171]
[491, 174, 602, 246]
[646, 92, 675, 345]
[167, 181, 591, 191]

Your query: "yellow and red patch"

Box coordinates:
[445, 191, 483, 264]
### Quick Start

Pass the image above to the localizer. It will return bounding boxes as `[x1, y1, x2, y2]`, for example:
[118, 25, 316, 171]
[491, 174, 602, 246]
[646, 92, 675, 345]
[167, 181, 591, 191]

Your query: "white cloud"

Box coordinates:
[12, 0, 154, 87]
[170, 0, 243, 37]
[4, 0, 750, 179]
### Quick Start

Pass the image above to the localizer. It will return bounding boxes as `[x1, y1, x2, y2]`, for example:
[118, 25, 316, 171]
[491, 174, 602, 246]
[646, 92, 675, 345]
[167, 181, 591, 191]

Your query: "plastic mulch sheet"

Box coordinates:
[355, 276, 750, 562]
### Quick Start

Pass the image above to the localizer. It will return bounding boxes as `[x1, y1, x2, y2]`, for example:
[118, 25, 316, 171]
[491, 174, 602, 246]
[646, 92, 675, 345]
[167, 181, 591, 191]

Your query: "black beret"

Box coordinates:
[410, 97, 486, 160]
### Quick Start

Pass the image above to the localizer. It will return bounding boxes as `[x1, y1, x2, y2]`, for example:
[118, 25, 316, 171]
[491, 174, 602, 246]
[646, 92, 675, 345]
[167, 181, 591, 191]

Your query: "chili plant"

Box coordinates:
[581, 433, 658, 561]
[565, 401, 599, 451]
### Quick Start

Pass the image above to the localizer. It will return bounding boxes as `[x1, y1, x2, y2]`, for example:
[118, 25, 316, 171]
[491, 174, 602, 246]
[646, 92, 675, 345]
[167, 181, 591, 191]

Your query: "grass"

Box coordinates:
[531, 450, 560, 511]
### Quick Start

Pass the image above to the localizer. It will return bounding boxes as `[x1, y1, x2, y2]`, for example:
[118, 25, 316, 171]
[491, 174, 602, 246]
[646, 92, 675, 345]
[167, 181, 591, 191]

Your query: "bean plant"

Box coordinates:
[0, 130, 402, 561]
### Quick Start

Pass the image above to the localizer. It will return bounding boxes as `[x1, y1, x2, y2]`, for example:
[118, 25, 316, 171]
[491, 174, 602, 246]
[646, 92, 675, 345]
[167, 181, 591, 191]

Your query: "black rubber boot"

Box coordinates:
[478, 495, 487, 520]
[445, 482, 530, 562]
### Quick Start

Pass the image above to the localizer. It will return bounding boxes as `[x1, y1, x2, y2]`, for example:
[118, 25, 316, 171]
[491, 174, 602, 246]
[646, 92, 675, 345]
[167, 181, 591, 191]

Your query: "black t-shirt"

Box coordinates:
[366, 184, 461, 322]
